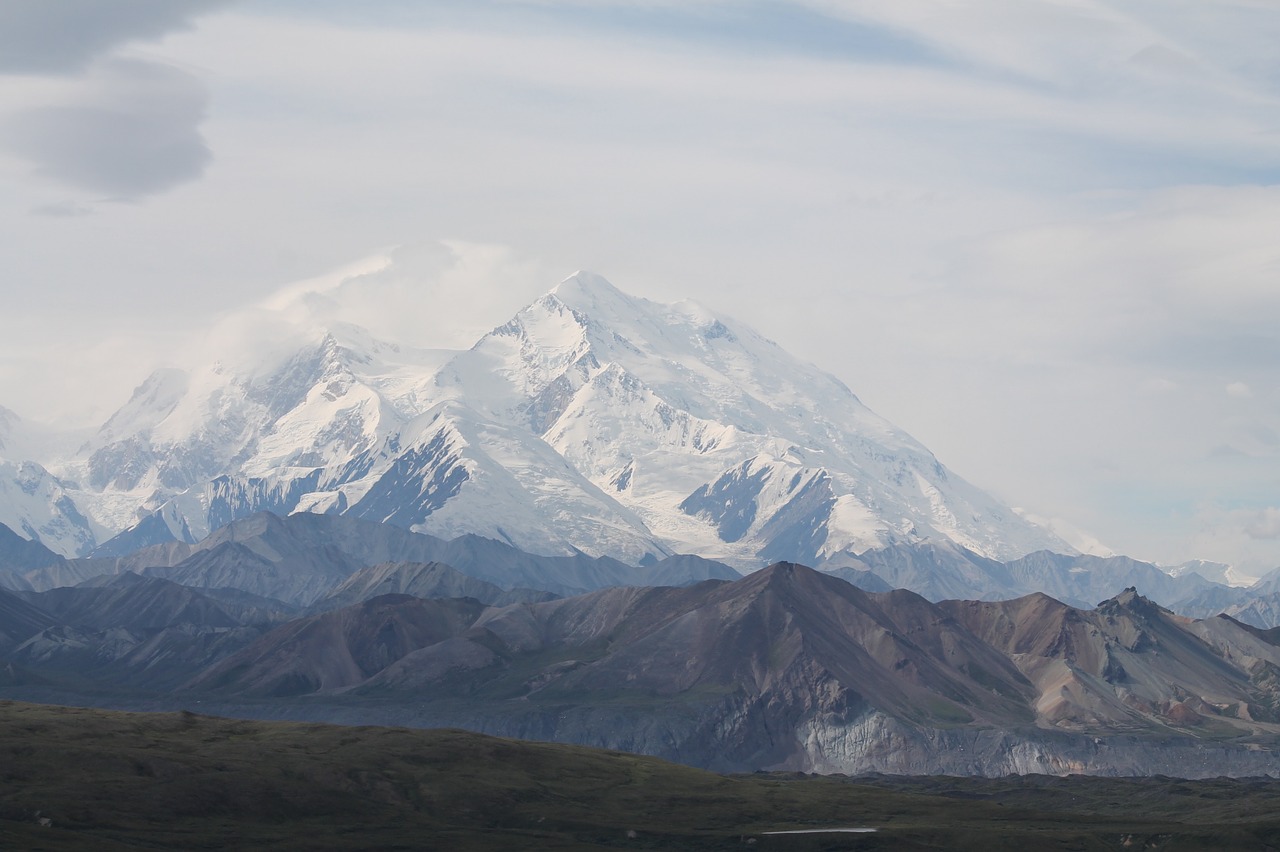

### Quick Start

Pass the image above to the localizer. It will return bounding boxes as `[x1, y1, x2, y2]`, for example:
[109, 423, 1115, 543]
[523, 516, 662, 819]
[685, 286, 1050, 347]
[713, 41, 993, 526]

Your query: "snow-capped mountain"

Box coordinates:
[0, 460, 96, 557]
[0, 407, 97, 557]
[1164, 559, 1261, 589]
[10, 273, 1073, 567]
[417, 273, 1071, 564]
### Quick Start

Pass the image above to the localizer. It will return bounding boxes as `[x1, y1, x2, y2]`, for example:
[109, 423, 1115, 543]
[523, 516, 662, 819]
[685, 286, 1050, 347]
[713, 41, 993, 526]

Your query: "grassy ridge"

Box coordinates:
[1, 700, 1278, 850]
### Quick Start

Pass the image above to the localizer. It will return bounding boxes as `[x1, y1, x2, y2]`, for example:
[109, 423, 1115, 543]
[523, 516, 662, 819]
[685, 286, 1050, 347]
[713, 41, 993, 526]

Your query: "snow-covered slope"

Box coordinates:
[0, 407, 98, 557]
[422, 273, 1072, 564]
[1165, 559, 1261, 589]
[0, 461, 96, 557]
[60, 327, 453, 547]
[6, 272, 1073, 566]
[345, 400, 666, 562]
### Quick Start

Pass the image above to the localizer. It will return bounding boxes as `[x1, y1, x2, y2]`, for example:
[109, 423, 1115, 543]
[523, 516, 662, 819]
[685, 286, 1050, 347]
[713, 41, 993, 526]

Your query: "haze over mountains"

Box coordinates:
[0, 273, 1078, 571]
[2, 508, 1279, 776]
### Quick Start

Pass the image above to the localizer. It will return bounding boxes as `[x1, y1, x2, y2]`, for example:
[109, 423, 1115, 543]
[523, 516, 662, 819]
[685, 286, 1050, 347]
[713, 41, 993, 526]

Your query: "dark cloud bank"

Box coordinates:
[0, 0, 232, 74]
[0, 1, 230, 199]
[2, 59, 212, 199]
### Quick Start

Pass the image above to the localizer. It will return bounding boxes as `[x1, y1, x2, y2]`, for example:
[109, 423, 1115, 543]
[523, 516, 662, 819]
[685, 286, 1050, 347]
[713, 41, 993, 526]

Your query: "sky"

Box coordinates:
[1, 0, 1278, 572]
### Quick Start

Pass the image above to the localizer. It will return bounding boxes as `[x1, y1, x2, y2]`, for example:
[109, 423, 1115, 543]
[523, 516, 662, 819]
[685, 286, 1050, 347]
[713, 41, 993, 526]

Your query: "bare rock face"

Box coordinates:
[790, 712, 1280, 777]
[941, 588, 1280, 731]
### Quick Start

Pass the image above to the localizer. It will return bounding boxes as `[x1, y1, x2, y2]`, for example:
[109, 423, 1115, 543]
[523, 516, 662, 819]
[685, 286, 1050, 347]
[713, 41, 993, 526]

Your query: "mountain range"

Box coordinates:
[0, 511, 739, 604]
[4, 556, 1280, 777]
[6, 272, 1280, 780]
[8, 508, 1280, 627]
[0, 273, 1080, 574]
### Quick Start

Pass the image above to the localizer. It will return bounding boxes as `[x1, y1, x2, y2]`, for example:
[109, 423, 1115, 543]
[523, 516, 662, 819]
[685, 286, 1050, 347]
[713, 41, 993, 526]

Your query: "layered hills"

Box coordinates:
[5, 551, 1280, 777]
[7, 508, 1279, 627]
[0, 511, 738, 603]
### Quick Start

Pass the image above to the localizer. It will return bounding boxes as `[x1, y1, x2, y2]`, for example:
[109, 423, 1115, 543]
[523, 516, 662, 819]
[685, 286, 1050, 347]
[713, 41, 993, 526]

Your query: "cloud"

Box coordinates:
[264, 240, 555, 351]
[0, 0, 233, 74]
[1181, 504, 1280, 573]
[29, 201, 93, 218]
[0, 1, 1277, 572]
[1249, 424, 1279, 447]
[1227, 381, 1253, 398]
[185, 240, 555, 378]
[0, 2, 229, 200]
[797, 0, 1277, 102]
[0, 59, 211, 198]
[942, 185, 1280, 375]
[1245, 507, 1280, 540]
[1141, 377, 1179, 394]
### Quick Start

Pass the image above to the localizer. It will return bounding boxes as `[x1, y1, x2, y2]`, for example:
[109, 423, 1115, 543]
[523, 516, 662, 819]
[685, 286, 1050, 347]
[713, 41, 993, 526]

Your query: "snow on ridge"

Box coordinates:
[0, 270, 1081, 566]
[454, 272, 1076, 564]
[0, 459, 97, 556]
[1163, 559, 1260, 589]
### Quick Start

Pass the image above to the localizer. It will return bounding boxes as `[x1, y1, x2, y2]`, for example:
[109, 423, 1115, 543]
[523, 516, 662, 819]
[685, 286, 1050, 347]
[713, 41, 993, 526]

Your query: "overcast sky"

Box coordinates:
[1, 0, 1278, 572]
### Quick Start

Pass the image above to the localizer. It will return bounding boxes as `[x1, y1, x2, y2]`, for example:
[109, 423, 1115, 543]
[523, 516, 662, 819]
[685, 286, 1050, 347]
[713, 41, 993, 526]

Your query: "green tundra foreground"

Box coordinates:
[1, 700, 1277, 850]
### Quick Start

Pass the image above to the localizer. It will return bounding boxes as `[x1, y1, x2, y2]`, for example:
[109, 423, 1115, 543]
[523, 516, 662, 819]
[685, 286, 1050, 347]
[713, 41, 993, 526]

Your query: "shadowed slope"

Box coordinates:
[0, 587, 55, 651]
[186, 595, 488, 697]
[316, 561, 557, 612]
[27, 573, 242, 631]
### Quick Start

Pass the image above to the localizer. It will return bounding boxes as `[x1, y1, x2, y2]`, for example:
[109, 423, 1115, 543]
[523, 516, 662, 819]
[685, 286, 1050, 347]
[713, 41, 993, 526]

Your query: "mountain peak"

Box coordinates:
[547, 271, 640, 318]
[747, 561, 834, 595]
[1098, 586, 1168, 619]
[16, 270, 1077, 565]
[552, 270, 622, 297]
